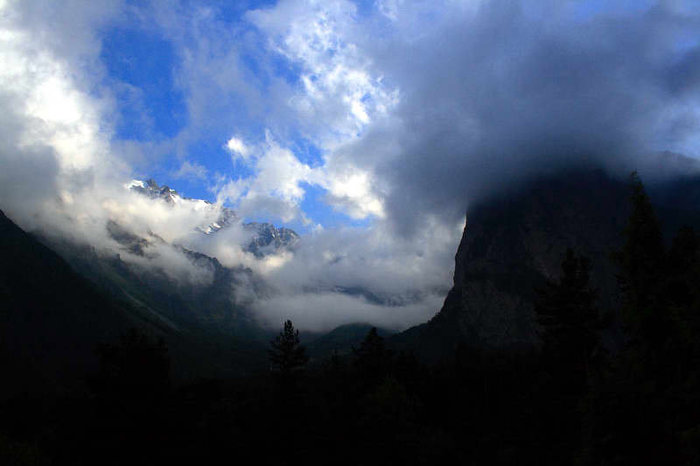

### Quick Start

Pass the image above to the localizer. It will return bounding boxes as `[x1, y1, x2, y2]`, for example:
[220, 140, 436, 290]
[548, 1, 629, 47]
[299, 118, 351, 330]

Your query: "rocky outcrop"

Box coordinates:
[398, 170, 632, 358]
[243, 222, 299, 257]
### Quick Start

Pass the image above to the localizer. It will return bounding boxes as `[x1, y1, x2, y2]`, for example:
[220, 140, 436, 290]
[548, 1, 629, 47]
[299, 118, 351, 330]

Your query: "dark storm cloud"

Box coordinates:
[342, 1, 700, 234]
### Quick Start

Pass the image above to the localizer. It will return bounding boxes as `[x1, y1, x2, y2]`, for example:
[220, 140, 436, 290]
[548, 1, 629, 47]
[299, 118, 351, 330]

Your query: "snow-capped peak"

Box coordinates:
[126, 178, 298, 255]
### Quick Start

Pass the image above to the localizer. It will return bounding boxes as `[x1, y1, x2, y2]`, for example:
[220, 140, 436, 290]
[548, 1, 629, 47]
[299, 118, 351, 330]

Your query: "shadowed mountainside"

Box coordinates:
[305, 323, 394, 359]
[0, 210, 141, 398]
[397, 169, 700, 360]
[0, 211, 271, 398]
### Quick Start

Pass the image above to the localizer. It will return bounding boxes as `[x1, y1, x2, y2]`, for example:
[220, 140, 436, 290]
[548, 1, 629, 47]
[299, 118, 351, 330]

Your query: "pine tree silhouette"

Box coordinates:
[535, 248, 600, 381]
[268, 320, 308, 377]
[353, 327, 391, 384]
[614, 171, 666, 343]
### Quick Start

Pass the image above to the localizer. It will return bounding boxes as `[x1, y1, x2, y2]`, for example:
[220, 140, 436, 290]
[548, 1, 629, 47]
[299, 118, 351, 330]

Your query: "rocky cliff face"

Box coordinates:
[400, 169, 700, 359]
[399, 170, 634, 357]
[243, 222, 299, 257]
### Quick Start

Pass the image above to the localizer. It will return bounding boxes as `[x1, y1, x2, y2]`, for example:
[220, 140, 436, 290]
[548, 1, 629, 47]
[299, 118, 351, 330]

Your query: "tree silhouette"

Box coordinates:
[614, 171, 666, 343]
[268, 320, 308, 377]
[353, 327, 391, 384]
[534, 248, 601, 461]
[667, 226, 700, 311]
[587, 173, 687, 465]
[535, 248, 600, 380]
[267, 319, 308, 459]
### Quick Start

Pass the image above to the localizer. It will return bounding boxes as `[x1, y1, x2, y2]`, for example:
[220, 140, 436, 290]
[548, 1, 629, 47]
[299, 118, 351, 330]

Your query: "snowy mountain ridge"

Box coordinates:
[127, 178, 299, 256]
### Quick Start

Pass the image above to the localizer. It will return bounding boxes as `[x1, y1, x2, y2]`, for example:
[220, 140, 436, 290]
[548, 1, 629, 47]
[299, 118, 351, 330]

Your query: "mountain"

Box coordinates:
[0, 210, 272, 395]
[0, 210, 147, 398]
[47, 234, 259, 334]
[128, 179, 299, 254]
[39, 226, 279, 374]
[0, 178, 305, 386]
[244, 222, 299, 257]
[397, 169, 700, 361]
[305, 323, 394, 359]
[20, 178, 303, 361]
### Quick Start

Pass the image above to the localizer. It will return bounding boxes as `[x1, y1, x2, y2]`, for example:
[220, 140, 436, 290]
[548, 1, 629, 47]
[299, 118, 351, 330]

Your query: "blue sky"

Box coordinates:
[101, 26, 187, 140]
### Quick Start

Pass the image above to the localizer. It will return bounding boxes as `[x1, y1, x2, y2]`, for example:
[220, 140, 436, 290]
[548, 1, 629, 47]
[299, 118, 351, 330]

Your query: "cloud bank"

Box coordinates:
[328, 0, 700, 233]
[1, 0, 699, 332]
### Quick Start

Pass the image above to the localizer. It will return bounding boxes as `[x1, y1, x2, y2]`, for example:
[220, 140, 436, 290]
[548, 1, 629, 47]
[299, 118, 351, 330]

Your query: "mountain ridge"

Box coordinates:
[128, 178, 300, 256]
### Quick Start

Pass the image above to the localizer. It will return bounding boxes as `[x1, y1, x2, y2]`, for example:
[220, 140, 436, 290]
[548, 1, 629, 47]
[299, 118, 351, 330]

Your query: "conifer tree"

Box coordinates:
[535, 248, 599, 383]
[667, 226, 699, 309]
[614, 171, 666, 343]
[268, 320, 308, 377]
[353, 327, 391, 383]
[586, 174, 680, 465]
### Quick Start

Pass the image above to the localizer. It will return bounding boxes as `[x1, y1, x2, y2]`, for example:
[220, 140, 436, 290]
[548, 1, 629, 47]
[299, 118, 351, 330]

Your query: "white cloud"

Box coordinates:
[247, 214, 465, 331]
[252, 139, 317, 201]
[247, 0, 398, 145]
[0, 0, 126, 230]
[216, 177, 250, 205]
[226, 136, 251, 160]
[324, 166, 384, 219]
[216, 135, 322, 222]
[253, 291, 445, 333]
[173, 160, 208, 180]
[216, 129, 387, 223]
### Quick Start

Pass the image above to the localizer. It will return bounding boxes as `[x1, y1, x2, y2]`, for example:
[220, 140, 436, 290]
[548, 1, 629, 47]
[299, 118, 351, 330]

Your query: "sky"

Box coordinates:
[1, 0, 700, 332]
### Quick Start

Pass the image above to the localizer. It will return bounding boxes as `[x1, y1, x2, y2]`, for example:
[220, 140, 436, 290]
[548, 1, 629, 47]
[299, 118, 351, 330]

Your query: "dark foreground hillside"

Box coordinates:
[2, 172, 700, 465]
[0, 210, 138, 399]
